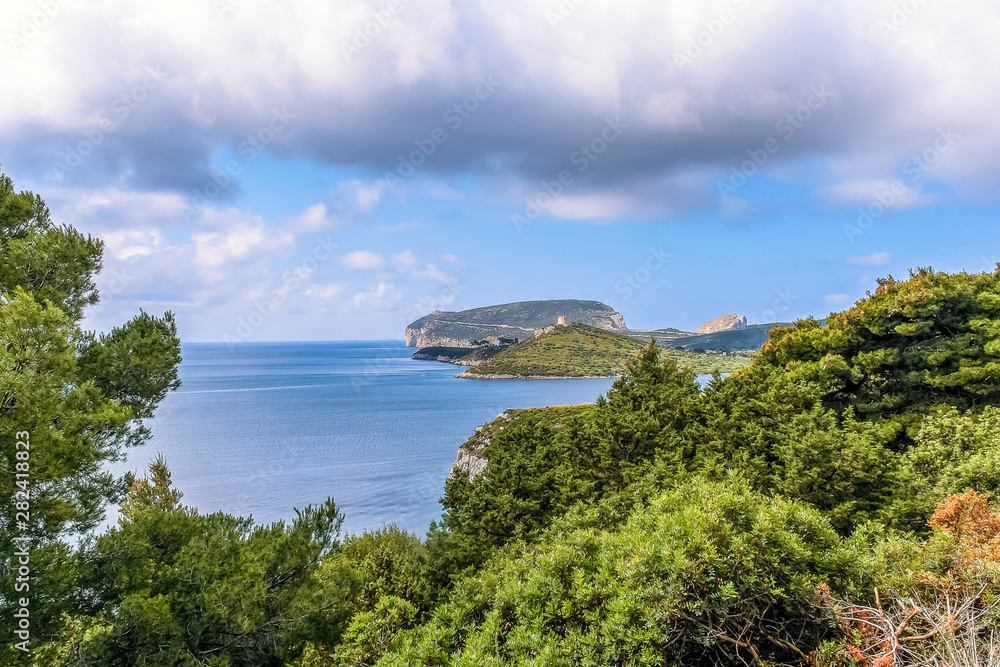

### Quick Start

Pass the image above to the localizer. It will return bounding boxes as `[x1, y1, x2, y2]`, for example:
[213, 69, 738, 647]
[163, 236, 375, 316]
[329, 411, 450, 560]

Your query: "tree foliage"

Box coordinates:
[34, 459, 346, 667]
[756, 268, 1000, 443]
[0, 169, 182, 665]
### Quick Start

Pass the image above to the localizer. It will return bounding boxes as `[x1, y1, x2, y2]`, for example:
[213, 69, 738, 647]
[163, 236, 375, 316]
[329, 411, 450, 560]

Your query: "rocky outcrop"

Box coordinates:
[455, 371, 614, 379]
[405, 333, 474, 348]
[606, 311, 626, 330]
[411, 351, 486, 366]
[404, 317, 477, 348]
[532, 323, 562, 338]
[404, 299, 627, 347]
[412, 352, 471, 365]
[448, 410, 517, 481]
[450, 442, 489, 480]
[694, 313, 748, 334]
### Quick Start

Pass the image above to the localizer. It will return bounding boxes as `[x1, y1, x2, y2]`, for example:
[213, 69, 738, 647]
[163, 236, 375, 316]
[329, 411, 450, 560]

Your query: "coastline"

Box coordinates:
[412, 353, 475, 366]
[455, 371, 618, 380]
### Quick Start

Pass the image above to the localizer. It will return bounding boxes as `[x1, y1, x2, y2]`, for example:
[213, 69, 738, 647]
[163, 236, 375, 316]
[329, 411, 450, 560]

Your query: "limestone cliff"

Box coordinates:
[694, 313, 748, 334]
[448, 410, 517, 481]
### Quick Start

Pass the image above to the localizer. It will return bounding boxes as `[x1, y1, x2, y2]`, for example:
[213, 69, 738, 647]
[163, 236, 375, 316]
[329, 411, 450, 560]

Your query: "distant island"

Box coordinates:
[406, 299, 766, 378]
[625, 323, 791, 351]
[404, 299, 626, 348]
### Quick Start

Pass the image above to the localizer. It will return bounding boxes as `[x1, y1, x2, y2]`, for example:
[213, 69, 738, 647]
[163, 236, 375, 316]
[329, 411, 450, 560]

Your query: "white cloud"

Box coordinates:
[547, 194, 632, 220]
[351, 282, 403, 311]
[7, 0, 999, 213]
[298, 281, 351, 313]
[422, 184, 464, 200]
[824, 294, 850, 307]
[309, 282, 349, 301]
[441, 253, 466, 268]
[193, 224, 270, 270]
[48, 186, 188, 233]
[353, 182, 383, 213]
[287, 203, 335, 232]
[412, 263, 457, 286]
[412, 289, 459, 315]
[340, 250, 386, 270]
[328, 179, 385, 216]
[178, 208, 302, 289]
[117, 245, 154, 259]
[102, 228, 166, 259]
[824, 180, 935, 210]
[848, 252, 893, 267]
[390, 250, 420, 271]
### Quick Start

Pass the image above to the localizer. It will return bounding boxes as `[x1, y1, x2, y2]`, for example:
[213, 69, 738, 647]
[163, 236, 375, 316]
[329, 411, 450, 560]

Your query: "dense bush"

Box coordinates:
[377, 477, 879, 666]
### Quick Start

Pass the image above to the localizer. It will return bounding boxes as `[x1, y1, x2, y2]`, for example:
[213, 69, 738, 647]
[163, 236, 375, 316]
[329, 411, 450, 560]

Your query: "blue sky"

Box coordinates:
[2, 0, 998, 341]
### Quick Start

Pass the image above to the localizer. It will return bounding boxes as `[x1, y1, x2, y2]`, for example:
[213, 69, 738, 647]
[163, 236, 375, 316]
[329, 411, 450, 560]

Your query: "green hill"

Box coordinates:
[458, 324, 644, 377]
[458, 324, 749, 378]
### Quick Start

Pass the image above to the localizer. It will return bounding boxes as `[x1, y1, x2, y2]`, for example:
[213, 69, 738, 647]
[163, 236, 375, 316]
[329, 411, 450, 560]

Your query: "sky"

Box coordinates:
[2, 0, 998, 342]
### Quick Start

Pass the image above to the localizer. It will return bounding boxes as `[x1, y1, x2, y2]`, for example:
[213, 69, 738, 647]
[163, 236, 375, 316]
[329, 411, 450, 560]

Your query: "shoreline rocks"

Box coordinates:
[455, 371, 616, 380]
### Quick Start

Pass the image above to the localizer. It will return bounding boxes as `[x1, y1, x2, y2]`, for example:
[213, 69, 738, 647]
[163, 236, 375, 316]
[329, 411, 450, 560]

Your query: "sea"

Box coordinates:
[115, 341, 620, 537]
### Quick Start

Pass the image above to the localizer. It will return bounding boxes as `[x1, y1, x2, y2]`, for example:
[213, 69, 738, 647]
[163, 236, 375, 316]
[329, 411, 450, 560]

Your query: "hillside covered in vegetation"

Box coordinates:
[457, 323, 644, 377]
[457, 323, 749, 378]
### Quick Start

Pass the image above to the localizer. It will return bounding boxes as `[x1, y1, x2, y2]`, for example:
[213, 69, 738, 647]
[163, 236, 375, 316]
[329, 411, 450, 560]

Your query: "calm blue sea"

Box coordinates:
[117, 341, 617, 536]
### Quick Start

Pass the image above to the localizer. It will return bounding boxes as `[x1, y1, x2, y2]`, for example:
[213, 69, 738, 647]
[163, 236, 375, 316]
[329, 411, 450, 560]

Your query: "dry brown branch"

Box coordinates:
[830, 580, 998, 667]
